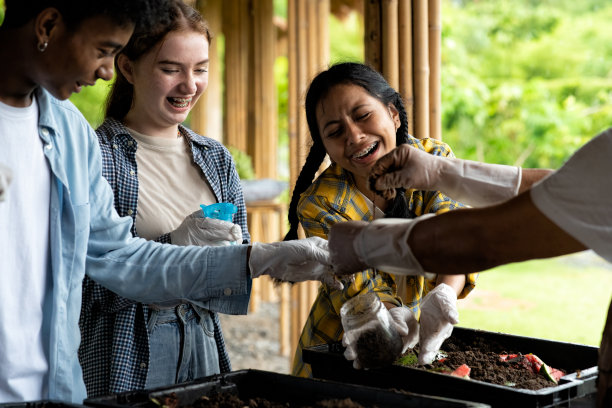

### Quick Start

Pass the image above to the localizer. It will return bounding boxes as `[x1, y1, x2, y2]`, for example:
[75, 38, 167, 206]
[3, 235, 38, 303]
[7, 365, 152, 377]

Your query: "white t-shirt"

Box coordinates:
[0, 97, 51, 401]
[128, 128, 216, 240]
[530, 128, 612, 263]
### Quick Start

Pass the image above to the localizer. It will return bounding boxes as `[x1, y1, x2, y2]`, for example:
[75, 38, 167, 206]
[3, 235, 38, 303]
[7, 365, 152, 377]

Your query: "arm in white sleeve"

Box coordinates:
[329, 216, 436, 278]
[370, 144, 522, 207]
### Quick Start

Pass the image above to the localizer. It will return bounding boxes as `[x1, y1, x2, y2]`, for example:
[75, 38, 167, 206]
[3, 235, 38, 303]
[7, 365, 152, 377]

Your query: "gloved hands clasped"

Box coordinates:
[340, 293, 411, 369]
[340, 285, 459, 369]
[170, 209, 243, 246]
[0, 163, 13, 202]
[369, 144, 521, 207]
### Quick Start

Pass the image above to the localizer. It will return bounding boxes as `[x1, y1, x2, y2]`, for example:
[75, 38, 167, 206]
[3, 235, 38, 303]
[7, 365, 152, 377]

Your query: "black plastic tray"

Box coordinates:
[0, 402, 86, 408]
[84, 368, 490, 408]
[303, 327, 598, 408]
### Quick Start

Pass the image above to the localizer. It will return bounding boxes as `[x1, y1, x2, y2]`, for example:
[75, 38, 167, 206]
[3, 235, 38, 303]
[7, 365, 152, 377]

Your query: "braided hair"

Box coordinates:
[285, 62, 414, 240]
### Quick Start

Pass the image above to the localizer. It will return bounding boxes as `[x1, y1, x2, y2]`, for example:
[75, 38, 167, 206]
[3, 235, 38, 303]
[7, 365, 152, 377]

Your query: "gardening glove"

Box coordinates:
[170, 210, 243, 246]
[0, 163, 12, 202]
[328, 216, 436, 279]
[369, 144, 522, 207]
[389, 306, 419, 353]
[418, 283, 459, 365]
[341, 294, 403, 369]
[248, 237, 343, 290]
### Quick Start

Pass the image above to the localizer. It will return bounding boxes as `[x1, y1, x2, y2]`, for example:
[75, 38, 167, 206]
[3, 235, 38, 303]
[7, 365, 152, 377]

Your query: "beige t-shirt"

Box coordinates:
[129, 128, 216, 240]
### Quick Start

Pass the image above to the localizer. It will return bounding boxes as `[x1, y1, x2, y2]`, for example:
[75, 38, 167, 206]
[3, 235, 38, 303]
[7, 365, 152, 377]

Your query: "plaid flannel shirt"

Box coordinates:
[79, 117, 250, 396]
[292, 136, 478, 377]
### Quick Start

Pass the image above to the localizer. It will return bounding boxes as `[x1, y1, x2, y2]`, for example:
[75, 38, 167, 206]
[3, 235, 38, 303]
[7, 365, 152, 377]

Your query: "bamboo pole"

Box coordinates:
[413, 0, 429, 140]
[381, 0, 399, 90]
[428, 0, 441, 140]
[398, 0, 414, 136]
[191, 0, 223, 142]
[223, 0, 249, 151]
[364, 0, 382, 71]
[250, 0, 277, 178]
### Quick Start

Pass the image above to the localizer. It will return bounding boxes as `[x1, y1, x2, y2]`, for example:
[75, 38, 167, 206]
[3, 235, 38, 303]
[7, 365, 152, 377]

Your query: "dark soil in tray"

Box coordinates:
[155, 392, 367, 408]
[398, 333, 568, 390]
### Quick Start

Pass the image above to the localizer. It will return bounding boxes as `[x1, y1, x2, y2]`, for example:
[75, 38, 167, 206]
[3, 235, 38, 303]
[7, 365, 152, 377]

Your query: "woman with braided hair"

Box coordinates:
[286, 62, 478, 376]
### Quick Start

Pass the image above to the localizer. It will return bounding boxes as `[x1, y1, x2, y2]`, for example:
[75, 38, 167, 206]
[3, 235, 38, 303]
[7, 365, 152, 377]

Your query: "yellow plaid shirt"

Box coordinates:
[292, 136, 478, 377]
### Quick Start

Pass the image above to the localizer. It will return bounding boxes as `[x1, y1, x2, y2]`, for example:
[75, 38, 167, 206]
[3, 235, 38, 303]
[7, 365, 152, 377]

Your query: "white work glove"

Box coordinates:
[248, 237, 343, 290]
[389, 306, 419, 353]
[0, 163, 12, 202]
[369, 144, 522, 207]
[170, 210, 243, 246]
[328, 217, 436, 278]
[418, 283, 459, 365]
[341, 296, 404, 369]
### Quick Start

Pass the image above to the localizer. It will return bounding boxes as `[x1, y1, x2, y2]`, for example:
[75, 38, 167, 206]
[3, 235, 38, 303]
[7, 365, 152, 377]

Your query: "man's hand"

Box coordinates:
[418, 283, 459, 365]
[328, 217, 436, 278]
[170, 210, 243, 246]
[0, 163, 13, 202]
[248, 237, 343, 290]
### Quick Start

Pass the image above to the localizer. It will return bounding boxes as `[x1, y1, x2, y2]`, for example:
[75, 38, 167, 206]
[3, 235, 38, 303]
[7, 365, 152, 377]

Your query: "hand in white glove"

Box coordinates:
[328, 217, 436, 279]
[170, 210, 243, 246]
[369, 144, 521, 207]
[340, 293, 404, 369]
[0, 163, 13, 202]
[418, 283, 459, 365]
[389, 306, 419, 353]
[248, 237, 343, 290]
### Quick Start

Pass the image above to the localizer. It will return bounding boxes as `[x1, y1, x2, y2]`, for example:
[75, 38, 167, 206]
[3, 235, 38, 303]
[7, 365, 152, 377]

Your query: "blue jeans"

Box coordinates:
[145, 304, 220, 389]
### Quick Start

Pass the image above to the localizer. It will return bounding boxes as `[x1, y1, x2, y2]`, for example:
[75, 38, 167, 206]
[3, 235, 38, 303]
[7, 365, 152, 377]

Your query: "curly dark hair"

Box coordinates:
[2, 0, 171, 31]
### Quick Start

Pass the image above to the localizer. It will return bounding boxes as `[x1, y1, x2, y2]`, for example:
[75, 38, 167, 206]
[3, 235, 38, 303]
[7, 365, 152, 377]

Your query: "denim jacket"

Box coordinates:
[28, 88, 251, 403]
[79, 117, 250, 397]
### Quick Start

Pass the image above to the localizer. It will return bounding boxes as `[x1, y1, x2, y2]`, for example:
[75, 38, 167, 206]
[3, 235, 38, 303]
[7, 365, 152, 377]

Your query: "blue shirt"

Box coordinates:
[30, 88, 251, 403]
[79, 117, 251, 397]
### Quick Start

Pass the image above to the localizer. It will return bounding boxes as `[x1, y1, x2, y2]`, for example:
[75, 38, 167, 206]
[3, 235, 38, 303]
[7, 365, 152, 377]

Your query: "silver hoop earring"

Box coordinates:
[37, 41, 48, 52]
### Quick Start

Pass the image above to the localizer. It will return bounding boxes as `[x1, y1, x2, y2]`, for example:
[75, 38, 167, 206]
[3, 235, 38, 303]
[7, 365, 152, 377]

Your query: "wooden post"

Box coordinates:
[287, 0, 330, 368]
[364, 0, 382, 72]
[192, 0, 223, 141]
[250, 0, 277, 178]
[398, 0, 414, 136]
[381, 0, 399, 89]
[428, 0, 441, 140]
[223, 0, 250, 151]
[413, 0, 429, 140]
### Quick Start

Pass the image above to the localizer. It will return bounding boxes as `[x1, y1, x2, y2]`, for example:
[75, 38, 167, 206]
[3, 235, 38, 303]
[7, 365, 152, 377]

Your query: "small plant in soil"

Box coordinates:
[395, 334, 567, 390]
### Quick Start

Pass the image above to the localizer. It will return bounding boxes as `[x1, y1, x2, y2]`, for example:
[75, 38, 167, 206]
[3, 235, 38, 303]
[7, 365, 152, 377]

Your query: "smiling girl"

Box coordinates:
[286, 62, 478, 377]
[79, 0, 250, 396]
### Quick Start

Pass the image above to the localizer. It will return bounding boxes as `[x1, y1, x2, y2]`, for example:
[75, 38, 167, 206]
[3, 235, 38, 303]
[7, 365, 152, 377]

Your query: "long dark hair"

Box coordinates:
[285, 62, 413, 240]
[105, 0, 212, 121]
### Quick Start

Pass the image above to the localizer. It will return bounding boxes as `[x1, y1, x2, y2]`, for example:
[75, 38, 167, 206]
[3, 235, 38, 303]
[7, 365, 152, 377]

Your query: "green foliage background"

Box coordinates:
[440, 0, 612, 168]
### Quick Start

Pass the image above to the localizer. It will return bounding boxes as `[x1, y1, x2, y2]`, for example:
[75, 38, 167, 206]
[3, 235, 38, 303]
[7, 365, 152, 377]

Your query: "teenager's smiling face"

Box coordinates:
[122, 30, 209, 132]
[37, 15, 133, 100]
[316, 83, 401, 192]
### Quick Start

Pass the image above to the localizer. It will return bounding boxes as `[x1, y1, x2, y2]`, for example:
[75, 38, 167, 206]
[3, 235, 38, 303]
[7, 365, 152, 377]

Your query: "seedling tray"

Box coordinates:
[0, 402, 86, 408]
[303, 327, 598, 408]
[84, 369, 489, 408]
